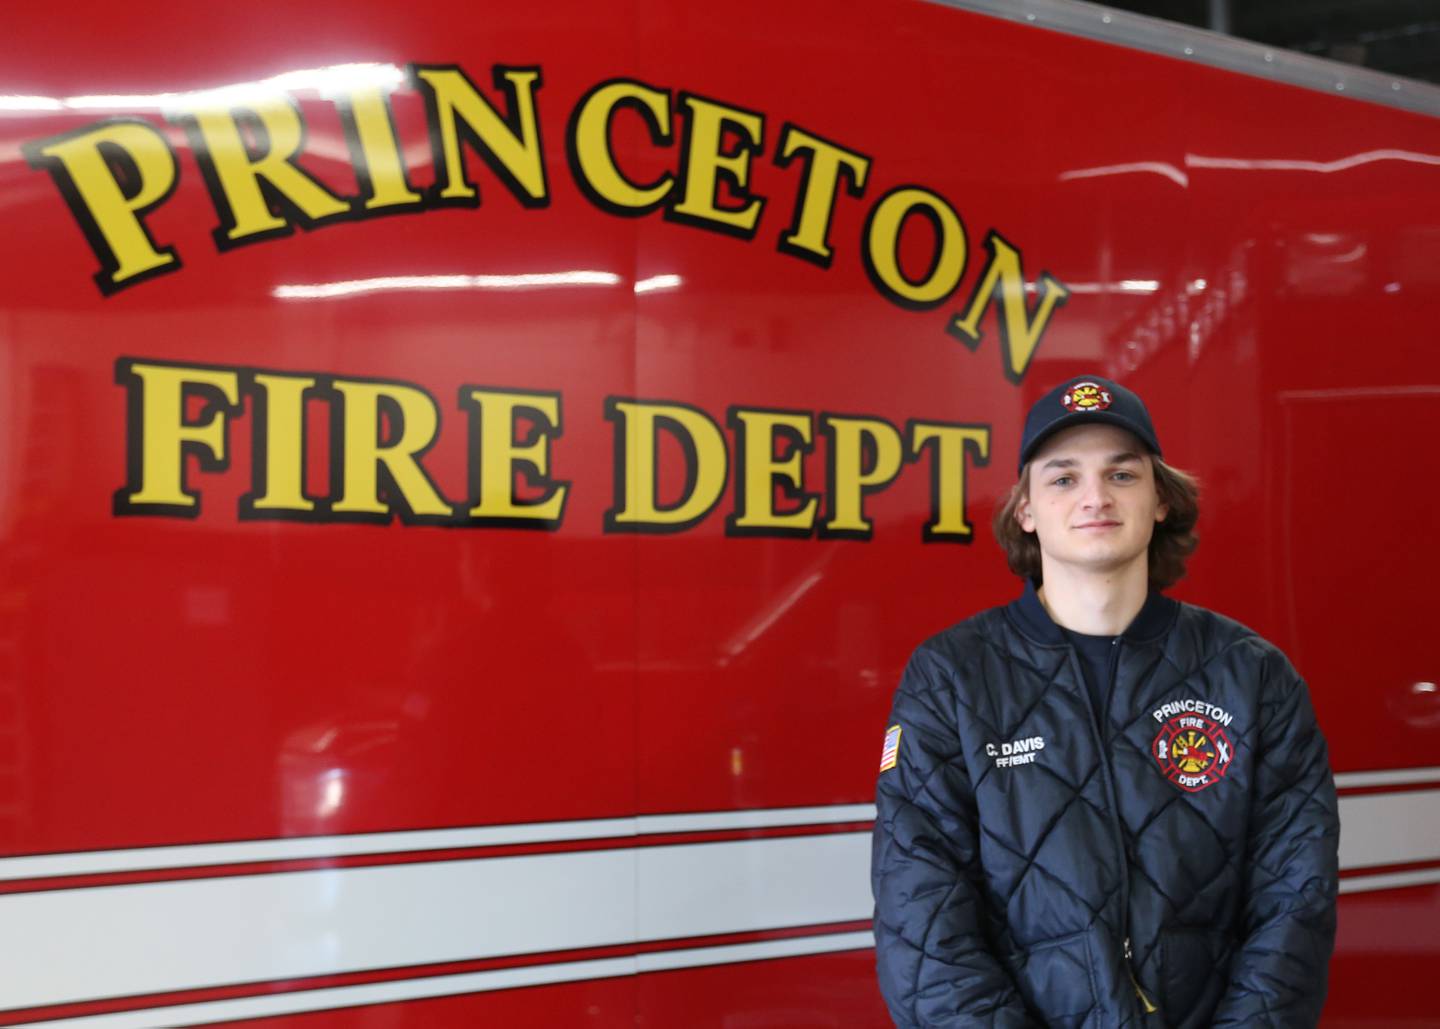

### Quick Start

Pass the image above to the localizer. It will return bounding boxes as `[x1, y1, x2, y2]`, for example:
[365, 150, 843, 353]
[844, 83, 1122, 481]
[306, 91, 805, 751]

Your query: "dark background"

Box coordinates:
[1108, 0, 1440, 83]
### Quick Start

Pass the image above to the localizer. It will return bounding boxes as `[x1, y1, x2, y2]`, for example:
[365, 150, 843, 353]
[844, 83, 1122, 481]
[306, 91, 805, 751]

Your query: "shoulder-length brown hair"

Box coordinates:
[992, 458, 1199, 590]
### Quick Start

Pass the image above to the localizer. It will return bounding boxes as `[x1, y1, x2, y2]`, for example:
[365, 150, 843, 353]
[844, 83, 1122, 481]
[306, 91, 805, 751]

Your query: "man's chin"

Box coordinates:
[1050, 548, 1147, 576]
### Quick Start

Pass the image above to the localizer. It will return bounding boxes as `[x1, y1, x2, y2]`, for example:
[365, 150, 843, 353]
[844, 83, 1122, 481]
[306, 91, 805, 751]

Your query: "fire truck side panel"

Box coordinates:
[0, 0, 1436, 1025]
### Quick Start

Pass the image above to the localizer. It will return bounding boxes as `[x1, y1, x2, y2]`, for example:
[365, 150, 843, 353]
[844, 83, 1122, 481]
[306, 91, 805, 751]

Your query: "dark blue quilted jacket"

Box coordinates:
[872, 587, 1338, 1027]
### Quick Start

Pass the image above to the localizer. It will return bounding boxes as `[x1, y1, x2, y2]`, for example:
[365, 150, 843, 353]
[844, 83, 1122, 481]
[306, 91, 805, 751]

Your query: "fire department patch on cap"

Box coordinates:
[1152, 714, 1234, 792]
[1062, 380, 1112, 413]
[879, 724, 902, 773]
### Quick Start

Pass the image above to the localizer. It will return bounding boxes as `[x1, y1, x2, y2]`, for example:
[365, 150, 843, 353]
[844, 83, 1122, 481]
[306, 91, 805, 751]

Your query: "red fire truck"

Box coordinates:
[1, 0, 1436, 1024]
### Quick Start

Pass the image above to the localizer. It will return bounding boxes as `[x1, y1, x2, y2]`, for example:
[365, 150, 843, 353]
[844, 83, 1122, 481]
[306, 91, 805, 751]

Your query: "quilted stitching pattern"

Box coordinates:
[872, 603, 1338, 1028]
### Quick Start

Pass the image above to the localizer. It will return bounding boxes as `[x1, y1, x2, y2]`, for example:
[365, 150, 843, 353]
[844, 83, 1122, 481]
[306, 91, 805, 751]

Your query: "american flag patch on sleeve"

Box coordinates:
[879, 724, 902, 772]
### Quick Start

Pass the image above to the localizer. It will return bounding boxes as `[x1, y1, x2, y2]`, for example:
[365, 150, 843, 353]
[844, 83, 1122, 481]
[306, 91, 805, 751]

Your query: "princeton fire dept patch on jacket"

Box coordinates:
[1151, 703, 1236, 792]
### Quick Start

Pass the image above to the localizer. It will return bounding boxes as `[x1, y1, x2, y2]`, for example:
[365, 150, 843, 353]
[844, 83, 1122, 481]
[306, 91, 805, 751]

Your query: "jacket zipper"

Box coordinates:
[1124, 936, 1158, 1013]
[1069, 640, 1155, 1017]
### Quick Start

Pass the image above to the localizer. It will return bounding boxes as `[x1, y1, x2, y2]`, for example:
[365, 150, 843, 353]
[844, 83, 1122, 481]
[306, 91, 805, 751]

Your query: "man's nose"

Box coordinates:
[1080, 477, 1113, 510]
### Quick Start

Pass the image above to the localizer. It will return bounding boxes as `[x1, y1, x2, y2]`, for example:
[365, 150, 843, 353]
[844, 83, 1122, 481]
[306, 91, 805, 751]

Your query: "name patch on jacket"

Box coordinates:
[985, 735, 1045, 768]
[1152, 702, 1235, 792]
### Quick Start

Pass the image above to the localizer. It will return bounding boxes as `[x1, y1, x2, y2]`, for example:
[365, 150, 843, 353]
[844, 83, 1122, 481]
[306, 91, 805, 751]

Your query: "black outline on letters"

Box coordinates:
[947, 228, 1070, 386]
[565, 78, 676, 218]
[663, 91, 766, 242]
[772, 122, 871, 270]
[318, 371, 455, 527]
[112, 357, 243, 519]
[724, 405, 819, 539]
[602, 396, 728, 535]
[816, 411, 905, 541]
[237, 368, 325, 523]
[455, 384, 570, 531]
[409, 63, 550, 212]
[860, 184, 968, 313]
[23, 118, 183, 297]
[334, 87, 426, 219]
[169, 98, 355, 253]
[904, 418, 991, 544]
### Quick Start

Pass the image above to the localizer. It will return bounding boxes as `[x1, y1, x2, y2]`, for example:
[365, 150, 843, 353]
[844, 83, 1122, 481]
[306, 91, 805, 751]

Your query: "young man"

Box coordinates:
[872, 376, 1338, 1028]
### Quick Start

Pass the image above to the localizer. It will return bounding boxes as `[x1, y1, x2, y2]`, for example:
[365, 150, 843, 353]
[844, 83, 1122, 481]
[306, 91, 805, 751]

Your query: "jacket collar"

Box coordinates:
[1007, 578, 1176, 645]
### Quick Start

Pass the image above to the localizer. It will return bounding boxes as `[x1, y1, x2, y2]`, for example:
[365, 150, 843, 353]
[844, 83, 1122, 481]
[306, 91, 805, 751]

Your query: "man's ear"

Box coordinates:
[1017, 495, 1036, 533]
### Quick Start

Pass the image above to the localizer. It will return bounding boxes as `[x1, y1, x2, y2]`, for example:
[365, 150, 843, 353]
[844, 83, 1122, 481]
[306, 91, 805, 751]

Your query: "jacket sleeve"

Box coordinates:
[872, 648, 1038, 1028]
[1211, 651, 1339, 1028]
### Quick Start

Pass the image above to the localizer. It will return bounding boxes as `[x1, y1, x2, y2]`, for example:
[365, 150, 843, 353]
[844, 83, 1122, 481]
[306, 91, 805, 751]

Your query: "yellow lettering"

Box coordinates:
[569, 79, 674, 214]
[460, 388, 568, 527]
[25, 121, 179, 294]
[948, 230, 1071, 383]
[343, 86, 423, 211]
[821, 415, 903, 538]
[908, 421, 990, 541]
[243, 372, 317, 515]
[605, 398, 727, 531]
[862, 186, 966, 309]
[177, 99, 350, 245]
[669, 94, 764, 237]
[726, 407, 817, 535]
[413, 65, 547, 206]
[775, 125, 870, 267]
[330, 379, 451, 521]
[114, 360, 241, 515]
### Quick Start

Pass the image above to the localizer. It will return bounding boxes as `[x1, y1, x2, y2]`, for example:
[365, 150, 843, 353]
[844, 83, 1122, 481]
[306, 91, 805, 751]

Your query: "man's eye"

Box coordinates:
[1111, 471, 1136, 482]
[1051, 475, 1073, 487]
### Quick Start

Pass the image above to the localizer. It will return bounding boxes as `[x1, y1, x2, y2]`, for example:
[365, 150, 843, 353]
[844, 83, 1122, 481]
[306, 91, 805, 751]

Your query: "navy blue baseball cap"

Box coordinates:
[1018, 375, 1161, 473]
